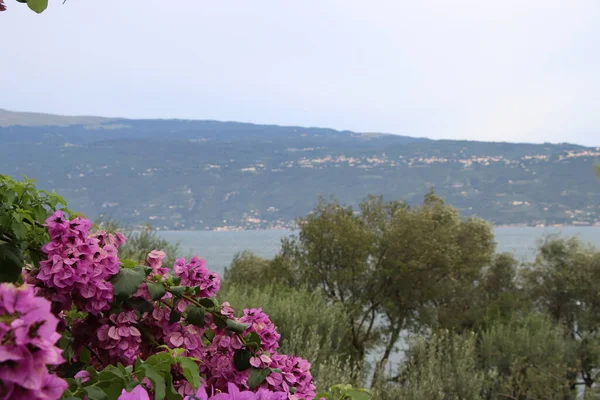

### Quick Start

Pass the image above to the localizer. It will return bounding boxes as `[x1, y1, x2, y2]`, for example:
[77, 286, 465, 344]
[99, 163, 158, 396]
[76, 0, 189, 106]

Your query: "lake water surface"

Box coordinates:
[158, 227, 600, 275]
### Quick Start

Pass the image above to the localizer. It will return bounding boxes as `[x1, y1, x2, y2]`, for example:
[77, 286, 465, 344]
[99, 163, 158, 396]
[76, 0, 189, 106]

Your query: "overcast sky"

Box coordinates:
[1, 0, 599, 145]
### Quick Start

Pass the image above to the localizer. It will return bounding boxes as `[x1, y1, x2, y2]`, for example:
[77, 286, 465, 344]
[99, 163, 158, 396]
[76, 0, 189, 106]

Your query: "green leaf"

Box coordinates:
[27, 0, 48, 13]
[214, 316, 227, 330]
[169, 286, 186, 297]
[170, 275, 181, 285]
[147, 282, 166, 301]
[32, 206, 47, 222]
[169, 309, 182, 324]
[248, 367, 272, 389]
[233, 349, 252, 371]
[245, 332, 261, 350]
[204, 328, 215, 344]
[125, 381, 140, 391]
[125, 298, 153, 314]
[120, 259, 138, 269]
[11, 218, 27, 240]
[199, 298, 216, 308]
[165, 373, 181, 400]
[136, 364, 166, 400]
[96, 365, 127, 398]
[186, 306, 205, 328]
[0, 244, 23, 283]
[144, 351, 175, 373]
[226, 319, 250, 334]
[110, 266, 146, 301]
[179, 357, 201, 389]
[84, 386, 108, 400]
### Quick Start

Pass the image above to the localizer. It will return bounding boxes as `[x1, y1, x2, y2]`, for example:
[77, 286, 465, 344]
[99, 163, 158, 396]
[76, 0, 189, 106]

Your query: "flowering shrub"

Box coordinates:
[0, 204, 317, 399]
[0, 176, 375, 400]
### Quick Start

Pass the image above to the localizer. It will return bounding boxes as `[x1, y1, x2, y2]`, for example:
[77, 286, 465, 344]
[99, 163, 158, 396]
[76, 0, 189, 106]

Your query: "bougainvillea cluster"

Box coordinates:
[1, 210, 317, 400]
[0, 283, 68, 399]
[35, 211, 124, 315]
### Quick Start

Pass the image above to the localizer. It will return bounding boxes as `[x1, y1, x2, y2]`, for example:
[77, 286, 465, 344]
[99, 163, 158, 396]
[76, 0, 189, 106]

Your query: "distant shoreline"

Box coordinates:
[152, 224, 600, 232]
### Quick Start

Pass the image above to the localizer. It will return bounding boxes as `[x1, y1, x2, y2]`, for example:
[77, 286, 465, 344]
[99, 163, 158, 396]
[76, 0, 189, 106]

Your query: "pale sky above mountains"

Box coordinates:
[1, 0, 599, 146]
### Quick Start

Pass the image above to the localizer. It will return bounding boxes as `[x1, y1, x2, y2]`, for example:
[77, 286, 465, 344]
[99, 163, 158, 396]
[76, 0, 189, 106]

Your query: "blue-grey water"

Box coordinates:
[158, 227, 600, 276]
[157, 227, 600, 376]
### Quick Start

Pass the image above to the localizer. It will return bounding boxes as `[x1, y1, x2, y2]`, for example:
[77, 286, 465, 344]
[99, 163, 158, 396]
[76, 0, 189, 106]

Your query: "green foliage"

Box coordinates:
[219, 282, 362, 391]
[376, 330, 485, 400]
[317, 384, 373, 400]
[479, 312, 577, 400]
[0, 174, 71, 282]
[436, 252, 526, 332]
[224, 250, 297, 287]
[523, 236, 600, 390]
[248, 367, 272, 389]
[63, 350, 200, 399]
[279, 193, 496, 385]
[110, 265, 148, 302]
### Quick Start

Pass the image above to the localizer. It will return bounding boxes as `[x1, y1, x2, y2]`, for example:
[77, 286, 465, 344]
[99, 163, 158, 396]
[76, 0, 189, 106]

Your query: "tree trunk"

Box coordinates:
[370, 322, 402, 388]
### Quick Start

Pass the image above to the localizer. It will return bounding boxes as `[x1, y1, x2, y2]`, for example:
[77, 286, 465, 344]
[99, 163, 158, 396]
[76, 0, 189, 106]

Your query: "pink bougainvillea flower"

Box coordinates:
[118, 384, 151, 400]
[185, 383, 287, 400]
[0, 284, 67, 400]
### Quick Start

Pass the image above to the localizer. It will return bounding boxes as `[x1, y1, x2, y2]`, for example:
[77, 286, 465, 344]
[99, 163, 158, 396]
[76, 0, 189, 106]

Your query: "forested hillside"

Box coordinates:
[1, 108, 599, 229]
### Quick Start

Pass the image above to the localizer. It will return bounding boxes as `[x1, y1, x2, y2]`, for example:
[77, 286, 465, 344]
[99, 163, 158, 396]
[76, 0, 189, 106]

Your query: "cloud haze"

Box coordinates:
[1, 0, 599, 145]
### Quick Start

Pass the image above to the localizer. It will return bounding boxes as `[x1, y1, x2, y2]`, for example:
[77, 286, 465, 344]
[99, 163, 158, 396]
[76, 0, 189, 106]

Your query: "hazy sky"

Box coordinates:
[2, 0, 599, 145]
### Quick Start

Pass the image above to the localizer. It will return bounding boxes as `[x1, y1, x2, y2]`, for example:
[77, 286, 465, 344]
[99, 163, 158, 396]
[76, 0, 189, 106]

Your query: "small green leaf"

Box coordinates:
[199, 298, 216, 308]
[120, 259, 138, 269]
[169, 309, 182, 324]
[144, 352, 175, 374]
[147, 282, 166, 301]
[136, 364, 166, 400]
[248, 367, 272, 389]
[165, 372, 181, 400]
[186, 306, 205, 328]
[32, 206, 47, 222]
[179, 357, 201, 389]
[126, 298, 153, 314]
[204, 328, 215, 344]
[170, 275, 181, 285]
[27, 0, 48, 13]
[226, 319, 250, 334]
[0, 244, 23, 283]
[110, 266, 146, 301]
[214, 316, 227, 330]
[84, 386, 108, 400]
[234, 349, 252, 371]
[245, 332, 261, 349]
[11, 218, 27, 240]
[169, 286, 186, 297]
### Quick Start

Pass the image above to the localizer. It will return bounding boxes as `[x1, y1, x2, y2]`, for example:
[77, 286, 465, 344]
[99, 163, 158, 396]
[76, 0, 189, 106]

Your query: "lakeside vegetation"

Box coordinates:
[220, 192, 600, 399]
[3, 173, 600, 399]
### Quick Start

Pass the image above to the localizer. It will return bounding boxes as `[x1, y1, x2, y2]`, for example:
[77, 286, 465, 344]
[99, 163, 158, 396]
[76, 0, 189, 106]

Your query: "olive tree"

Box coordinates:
[280, 192, 497, 385]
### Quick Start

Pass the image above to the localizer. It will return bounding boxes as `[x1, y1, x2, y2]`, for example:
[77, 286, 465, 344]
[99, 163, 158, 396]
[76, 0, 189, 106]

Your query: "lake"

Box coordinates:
[158, 227, 600, 276]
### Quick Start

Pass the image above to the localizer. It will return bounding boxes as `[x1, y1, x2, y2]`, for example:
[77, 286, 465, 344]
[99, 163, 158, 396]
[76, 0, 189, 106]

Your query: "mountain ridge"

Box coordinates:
[1, 108, 599, 230]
